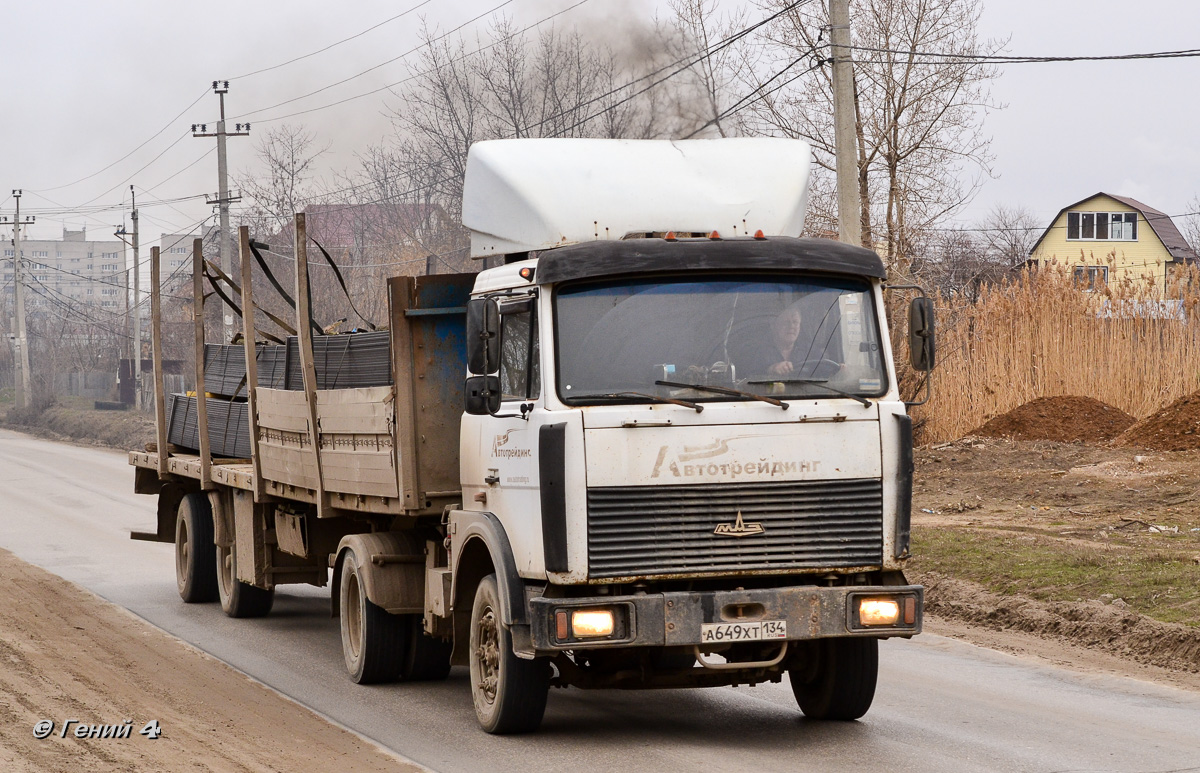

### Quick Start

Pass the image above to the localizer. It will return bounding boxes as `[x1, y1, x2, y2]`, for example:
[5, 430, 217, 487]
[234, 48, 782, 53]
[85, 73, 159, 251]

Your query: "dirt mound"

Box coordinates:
[1115, 391, 1200, 451]
[917, 571, 1200, 674]
[969, 396, 1135, 443]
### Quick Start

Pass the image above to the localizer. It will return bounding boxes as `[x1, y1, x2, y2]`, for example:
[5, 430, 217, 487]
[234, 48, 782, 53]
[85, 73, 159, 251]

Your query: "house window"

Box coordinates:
[1074, 265, 1108, 290]
[1067, 211, 1137, 241]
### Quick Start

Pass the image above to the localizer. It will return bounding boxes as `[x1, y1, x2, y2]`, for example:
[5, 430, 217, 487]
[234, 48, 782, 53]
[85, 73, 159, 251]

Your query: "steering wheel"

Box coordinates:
[793, 358, 842, 380]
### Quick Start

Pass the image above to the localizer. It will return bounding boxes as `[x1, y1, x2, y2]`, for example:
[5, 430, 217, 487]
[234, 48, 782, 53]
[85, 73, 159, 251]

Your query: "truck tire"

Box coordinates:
[216, 543, 274, 618]
[339, 549, 404, 684]
[468, 574, 550, 734]
[400, 616, 452, 682]
[175, 493, 218, 603]
[789, 637, 878, 721]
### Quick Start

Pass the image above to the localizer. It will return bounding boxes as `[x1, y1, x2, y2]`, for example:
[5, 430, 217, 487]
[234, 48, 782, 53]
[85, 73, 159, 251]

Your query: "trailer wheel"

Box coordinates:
[175, 493, 218, 603]
[216, 543, 274, 618]
[339, 549, 404, 684]
[468, 574, 549, 734]
[789, 637, 878, 721]
[400, 616, 452, 682]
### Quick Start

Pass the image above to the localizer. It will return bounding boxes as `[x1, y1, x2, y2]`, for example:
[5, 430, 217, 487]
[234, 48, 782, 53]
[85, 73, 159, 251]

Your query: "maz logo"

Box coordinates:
[713, 511, 765, 537]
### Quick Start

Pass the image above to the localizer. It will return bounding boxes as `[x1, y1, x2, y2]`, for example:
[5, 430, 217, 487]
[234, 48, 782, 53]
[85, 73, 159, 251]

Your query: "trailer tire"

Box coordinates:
[789, 637, 878, 721]
[400, 616, 452, 682]
[216, 543, 274, 618]
[468, 574, 549, 734]
[339, 550, 404, 684]
[175, 493, 218, 603]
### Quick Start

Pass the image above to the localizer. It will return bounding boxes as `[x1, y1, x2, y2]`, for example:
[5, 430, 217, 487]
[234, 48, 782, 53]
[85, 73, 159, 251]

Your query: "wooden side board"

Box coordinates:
[255, 385, 399, 499]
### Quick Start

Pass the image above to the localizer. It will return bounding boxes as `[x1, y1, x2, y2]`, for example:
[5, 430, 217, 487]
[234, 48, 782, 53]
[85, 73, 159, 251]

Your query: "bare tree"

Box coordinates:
[976, 204, 1042, 270]
[748, 0, 1004, 267]
[666, 0, 754, 137]
[235, 124, 329, 235]
[1182, 194, 1200, 255]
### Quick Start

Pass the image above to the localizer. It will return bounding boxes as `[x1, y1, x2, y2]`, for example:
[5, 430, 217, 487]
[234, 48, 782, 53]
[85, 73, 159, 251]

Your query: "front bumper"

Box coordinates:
[529, 584, 923, 651]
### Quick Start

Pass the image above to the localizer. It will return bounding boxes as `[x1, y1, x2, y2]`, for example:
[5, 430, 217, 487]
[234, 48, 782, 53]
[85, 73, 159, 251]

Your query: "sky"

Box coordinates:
[1, 0, 1198, 244]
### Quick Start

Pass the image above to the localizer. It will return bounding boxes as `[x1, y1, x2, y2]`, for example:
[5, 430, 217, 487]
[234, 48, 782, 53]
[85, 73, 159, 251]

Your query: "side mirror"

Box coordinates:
[465, 375, 502, 415]
[908, 297, 935, 372]
[466, 298, 500, 374]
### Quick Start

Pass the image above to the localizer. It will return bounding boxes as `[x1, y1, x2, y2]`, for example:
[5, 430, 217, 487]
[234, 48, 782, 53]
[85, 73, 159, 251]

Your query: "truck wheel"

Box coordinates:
[789, 637, 878, 721]
[468, 574, 549, 734]
[339, 550, 404, 684]
[175, 493, 218, 603]
[400, 616, 452, 682]
[216, 543, 274, 618]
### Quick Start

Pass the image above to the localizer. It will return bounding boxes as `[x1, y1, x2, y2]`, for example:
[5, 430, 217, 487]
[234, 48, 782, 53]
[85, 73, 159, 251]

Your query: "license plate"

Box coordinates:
[700, 619, 787, 643]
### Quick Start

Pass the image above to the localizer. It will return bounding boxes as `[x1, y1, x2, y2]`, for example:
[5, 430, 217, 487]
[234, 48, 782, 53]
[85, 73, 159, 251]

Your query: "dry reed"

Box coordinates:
[903, 258, 1200, 444]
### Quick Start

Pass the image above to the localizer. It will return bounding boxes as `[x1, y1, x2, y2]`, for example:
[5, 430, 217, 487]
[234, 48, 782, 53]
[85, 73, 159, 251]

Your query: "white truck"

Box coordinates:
[130, 137, 934, 734]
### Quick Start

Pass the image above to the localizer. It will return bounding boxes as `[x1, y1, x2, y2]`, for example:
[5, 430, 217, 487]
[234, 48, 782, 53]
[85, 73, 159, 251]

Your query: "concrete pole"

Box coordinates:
[216, 90, 234, 344]
[829, 0, 862, 246]
[11, 192, 32, 409]
[131, 187, 142, 410]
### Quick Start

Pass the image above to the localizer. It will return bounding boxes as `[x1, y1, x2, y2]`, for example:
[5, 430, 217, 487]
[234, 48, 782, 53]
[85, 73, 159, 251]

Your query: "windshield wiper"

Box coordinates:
[578, 391, 703, 412]
[746, 378, 871, 407]
[655, 379, 788, 410]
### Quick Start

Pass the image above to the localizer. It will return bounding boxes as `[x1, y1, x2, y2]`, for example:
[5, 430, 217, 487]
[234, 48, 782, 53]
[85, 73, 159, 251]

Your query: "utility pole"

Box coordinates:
[193, 80, 248, 343]
[2, 191, 35, 409]
[829, 0, 862, 246]
[115, 184, 142, 409]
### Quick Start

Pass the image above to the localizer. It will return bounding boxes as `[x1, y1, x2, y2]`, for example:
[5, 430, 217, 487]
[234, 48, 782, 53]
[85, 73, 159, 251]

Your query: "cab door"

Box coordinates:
[460, 293, 550, 577]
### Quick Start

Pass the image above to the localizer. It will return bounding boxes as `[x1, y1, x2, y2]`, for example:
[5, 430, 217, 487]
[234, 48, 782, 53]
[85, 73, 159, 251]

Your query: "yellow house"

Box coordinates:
[1029, 192, 1197, 291]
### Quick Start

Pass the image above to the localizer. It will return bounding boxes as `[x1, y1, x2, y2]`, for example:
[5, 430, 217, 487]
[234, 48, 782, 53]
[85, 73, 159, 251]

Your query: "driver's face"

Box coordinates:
[772, 308, 802, 345]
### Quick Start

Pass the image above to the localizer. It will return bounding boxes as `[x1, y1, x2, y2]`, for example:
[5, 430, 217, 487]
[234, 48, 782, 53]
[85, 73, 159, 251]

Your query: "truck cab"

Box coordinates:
[444, 138, 932, 732]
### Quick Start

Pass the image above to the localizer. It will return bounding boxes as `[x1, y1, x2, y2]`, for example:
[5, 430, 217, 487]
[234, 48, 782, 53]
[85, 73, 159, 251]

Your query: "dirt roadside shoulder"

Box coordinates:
[916, 572, 1200, 693]
[0, 548, 419, 773]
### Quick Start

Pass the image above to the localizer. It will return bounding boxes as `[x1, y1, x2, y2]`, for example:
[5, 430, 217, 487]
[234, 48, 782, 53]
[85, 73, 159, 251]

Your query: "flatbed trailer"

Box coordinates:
[130, 138, 933, 735]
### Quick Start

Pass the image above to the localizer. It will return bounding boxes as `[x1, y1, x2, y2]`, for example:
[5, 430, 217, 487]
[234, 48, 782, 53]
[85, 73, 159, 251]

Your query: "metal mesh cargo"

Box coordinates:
[166, 393, 252, 459]
[201, 330, 391, 397]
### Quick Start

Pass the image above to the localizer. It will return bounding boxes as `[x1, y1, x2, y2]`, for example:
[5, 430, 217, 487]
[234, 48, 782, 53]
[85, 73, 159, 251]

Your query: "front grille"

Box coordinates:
[587, 478, 883, 579]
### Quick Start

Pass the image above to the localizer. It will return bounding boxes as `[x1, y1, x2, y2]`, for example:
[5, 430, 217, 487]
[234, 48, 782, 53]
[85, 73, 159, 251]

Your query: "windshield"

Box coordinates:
[554, 274, 888, 403]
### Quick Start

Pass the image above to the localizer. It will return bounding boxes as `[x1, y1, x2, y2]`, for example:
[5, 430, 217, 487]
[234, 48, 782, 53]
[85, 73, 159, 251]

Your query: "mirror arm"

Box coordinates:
[904, 371, 932, 408]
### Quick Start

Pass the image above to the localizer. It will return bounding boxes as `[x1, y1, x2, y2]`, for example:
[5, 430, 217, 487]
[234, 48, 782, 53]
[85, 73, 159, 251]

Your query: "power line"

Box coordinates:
[231, 0, 438, 80]
[291, 0, 818, 219]
[683, 44, 827, 139]
[247, 0, 596, 126]
[233, 0, 519, 122]
[75, 131, 193, 209]
[847, 44, 1200, 65]
[31, 87, 210, 194]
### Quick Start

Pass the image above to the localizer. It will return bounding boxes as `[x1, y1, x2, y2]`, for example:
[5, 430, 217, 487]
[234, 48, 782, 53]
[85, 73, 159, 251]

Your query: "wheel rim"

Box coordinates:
[473, 605, 500, 705]
[217, 544, 233, 600]
[345, 570, 363, 661]
[175, 515, 190, 588]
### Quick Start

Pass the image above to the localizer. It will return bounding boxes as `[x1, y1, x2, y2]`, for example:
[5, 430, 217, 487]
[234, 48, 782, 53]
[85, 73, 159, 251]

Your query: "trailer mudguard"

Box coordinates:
[331, 532, 425, 617]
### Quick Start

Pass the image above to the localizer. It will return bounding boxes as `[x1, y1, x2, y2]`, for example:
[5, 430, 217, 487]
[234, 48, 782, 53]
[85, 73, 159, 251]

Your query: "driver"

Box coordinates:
[741, 304, 805, 376]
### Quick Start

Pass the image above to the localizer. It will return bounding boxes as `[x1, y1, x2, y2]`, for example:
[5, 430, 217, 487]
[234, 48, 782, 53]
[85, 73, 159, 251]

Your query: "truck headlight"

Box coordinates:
[858, 598, 901, 626]
[571, 609, 615, 638]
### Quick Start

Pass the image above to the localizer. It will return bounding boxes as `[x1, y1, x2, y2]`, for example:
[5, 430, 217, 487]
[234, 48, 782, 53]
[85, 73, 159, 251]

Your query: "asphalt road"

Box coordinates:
[2, 427, 1198, 773]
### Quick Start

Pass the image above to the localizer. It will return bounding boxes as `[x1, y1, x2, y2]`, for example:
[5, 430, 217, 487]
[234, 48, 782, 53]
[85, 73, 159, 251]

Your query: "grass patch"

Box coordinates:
[911, 525, 1200, 627]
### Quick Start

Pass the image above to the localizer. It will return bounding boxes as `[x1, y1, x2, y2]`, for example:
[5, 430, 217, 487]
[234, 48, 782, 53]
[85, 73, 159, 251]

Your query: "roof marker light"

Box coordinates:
[754, 230, 767, 240]
[709, 231, 721, 240]
[519, 266, 535, 282]
[664, 231, 677, 241]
